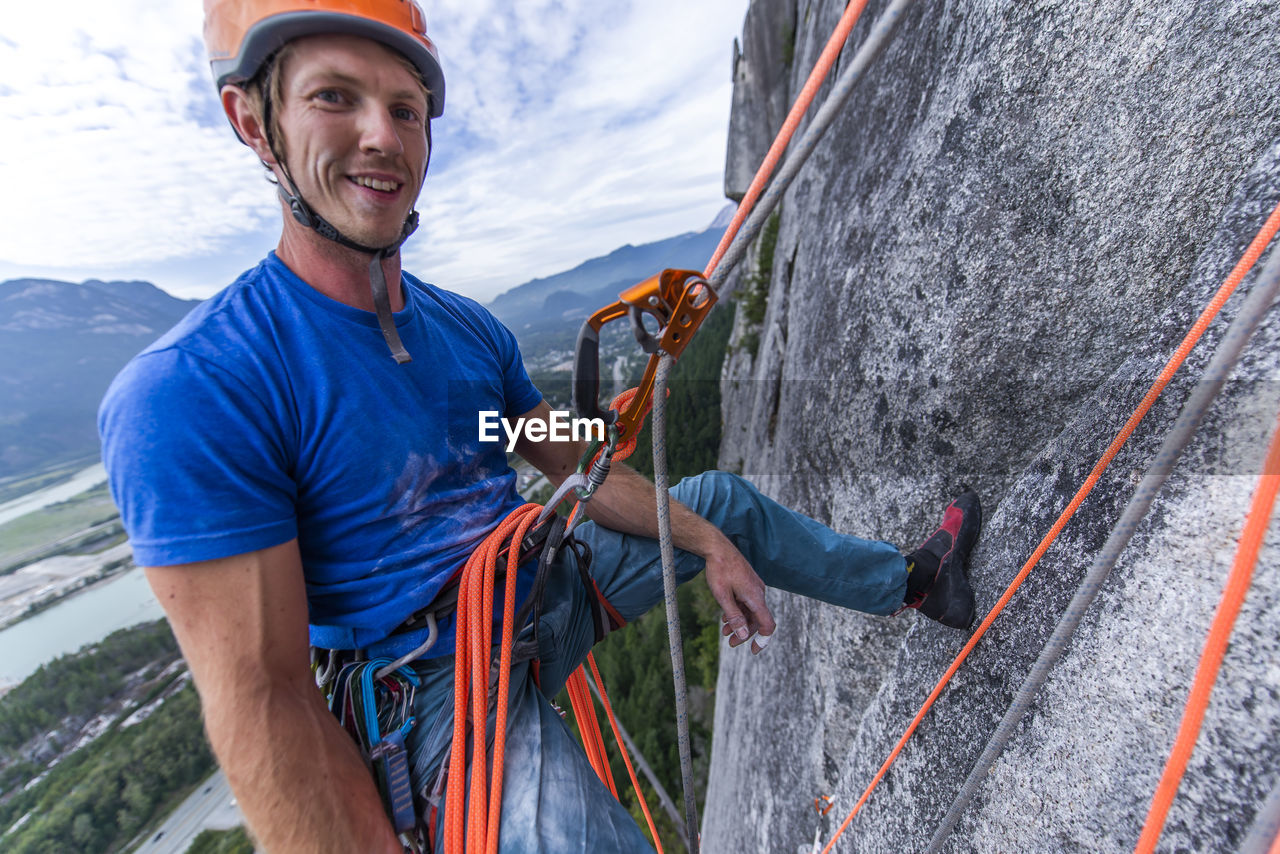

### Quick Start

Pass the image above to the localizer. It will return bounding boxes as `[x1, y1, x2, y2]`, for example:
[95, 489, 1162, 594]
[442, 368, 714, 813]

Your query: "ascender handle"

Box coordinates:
[571, 269, 717, 443]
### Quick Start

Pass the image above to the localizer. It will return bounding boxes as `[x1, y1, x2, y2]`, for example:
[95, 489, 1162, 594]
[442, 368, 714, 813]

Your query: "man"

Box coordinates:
[99, 3, 980, 852]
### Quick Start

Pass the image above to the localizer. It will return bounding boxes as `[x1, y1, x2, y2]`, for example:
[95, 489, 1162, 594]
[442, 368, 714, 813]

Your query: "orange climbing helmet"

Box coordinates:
[203, 0, 446, 118]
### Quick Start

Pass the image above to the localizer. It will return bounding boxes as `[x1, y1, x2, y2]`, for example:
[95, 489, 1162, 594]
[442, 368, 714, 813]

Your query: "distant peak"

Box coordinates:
[707, 202, 737, 231]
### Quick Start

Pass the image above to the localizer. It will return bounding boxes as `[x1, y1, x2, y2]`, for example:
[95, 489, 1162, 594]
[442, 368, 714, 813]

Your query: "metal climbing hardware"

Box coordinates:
[372, 728, 416, 834]
[325, 659, 422, 838]
[572, 268, 717, 443]
[574, 425, 620, 502]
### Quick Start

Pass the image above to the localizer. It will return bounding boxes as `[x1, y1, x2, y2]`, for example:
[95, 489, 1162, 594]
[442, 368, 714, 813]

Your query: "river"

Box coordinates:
[0, 566, 166, 688]
[0, 462, 109, 527]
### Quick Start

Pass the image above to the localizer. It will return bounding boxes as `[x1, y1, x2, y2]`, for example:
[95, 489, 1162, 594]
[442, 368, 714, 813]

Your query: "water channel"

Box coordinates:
[0, 462, 109, 527]
[0, 567, 165, 688]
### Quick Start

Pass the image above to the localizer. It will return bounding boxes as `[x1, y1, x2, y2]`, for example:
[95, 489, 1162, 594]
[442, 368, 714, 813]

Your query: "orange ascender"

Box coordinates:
[572, 269, 718, 443]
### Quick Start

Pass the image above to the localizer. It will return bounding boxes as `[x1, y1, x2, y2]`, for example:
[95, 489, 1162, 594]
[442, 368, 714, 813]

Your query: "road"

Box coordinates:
[132, 769, 248, 854]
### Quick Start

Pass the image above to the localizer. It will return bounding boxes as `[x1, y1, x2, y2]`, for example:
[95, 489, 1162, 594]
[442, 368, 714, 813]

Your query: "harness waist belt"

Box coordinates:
[358, 516, 558, 660]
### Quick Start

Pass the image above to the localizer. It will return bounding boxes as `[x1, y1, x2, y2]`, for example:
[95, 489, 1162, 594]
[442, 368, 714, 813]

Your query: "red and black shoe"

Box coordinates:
[902, 491, 981, 629]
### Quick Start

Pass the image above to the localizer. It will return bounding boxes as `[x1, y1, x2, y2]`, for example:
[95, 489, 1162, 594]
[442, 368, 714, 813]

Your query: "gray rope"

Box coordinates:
[584, 667, 693, 853]
[925, 243, 1280, 853]
[645, 1, 919, 846]
[708, 0, 919, 298]
[1239, 775, 1280, 854]
[652, 352, 700, 852]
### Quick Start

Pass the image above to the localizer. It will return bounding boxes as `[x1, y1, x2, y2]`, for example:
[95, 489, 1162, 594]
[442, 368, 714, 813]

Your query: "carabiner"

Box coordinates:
[575, 425, 620, 502]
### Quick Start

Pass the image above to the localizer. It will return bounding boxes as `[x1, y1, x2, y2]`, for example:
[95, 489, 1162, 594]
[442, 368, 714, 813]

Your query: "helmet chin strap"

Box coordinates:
[278, 178, 418, 363]
[272, 122, 433, 365]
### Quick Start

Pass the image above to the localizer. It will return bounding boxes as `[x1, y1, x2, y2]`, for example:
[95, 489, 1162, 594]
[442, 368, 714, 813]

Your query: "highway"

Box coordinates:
[131, 769, 248, 854]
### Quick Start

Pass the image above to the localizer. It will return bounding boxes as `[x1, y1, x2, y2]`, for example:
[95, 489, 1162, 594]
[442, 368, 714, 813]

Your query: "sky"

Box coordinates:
[0, 1, 748, 303]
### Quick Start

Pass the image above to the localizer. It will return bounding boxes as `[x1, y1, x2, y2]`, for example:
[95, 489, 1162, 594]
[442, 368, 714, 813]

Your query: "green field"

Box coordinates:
[0, 483, 120, 570]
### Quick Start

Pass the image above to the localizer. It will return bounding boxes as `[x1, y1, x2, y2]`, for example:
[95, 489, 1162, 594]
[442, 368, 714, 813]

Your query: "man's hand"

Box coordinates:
[702, 536, 777, 654]
[511, 400, 777, 653]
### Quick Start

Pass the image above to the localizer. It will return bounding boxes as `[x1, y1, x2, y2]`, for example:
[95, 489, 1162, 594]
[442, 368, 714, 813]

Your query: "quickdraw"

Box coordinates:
[325, 658, 422, 842]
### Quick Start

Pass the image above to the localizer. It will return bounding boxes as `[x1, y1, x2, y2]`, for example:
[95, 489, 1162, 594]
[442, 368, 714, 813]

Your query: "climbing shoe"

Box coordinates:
[902, 490, 981, 629]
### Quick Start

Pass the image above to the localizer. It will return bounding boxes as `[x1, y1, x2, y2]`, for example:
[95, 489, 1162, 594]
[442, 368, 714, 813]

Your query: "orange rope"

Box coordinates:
[444, 503, 540, 854]
[566, 667, 619, 797]
[588, 652, 665, 854]
[443, 384, 669, 849]
[704, 0, 871, 279]
[611, 386, 650, 459]
[1133, 405, 1280, 853]
[822, 199, 1280, 852]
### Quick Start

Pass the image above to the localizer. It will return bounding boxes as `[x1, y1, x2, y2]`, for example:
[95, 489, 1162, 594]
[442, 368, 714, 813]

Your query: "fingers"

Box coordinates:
[720, 607, 776, 655]
[721, 612, 751, 644]
[704, 545, 776, 655]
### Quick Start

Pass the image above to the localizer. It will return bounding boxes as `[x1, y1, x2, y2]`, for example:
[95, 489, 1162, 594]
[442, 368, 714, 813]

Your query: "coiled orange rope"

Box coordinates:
[822, 200, 1280, 851]
[445, 503, 540, 854]
[1133, 405, 1280, 853]
[445, 383, 668, 851]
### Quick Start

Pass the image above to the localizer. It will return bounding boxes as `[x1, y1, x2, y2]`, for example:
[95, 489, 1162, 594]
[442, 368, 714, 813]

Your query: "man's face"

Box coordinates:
[272, 34, 430, 249]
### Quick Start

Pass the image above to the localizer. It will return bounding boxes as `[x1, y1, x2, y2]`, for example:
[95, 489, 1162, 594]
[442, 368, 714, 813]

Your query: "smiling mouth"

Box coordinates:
[350, 176, 402, 192]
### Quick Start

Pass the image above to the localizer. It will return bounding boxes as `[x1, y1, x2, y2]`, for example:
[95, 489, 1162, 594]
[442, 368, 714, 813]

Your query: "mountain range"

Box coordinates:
[0, 280, 200, 482]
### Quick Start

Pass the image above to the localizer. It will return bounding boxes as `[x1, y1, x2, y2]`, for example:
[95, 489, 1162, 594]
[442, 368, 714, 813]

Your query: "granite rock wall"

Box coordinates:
[703, 1, 1280, 851]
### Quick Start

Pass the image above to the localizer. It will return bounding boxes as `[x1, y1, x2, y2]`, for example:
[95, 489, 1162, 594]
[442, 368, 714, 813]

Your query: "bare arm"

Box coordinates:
[513, 400, 775, 650]
[145, 541, 401, 854]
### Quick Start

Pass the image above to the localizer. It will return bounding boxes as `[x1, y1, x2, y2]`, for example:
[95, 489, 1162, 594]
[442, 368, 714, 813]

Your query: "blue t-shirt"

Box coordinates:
[98, 253, 543, 652]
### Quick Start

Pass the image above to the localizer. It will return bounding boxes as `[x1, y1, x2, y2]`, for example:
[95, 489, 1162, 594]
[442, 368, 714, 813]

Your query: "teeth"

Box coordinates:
[353, 176, 400, 192]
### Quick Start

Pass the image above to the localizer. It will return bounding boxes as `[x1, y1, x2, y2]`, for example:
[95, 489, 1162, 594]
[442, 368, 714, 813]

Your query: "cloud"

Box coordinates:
[0, 0, 749, 302]
[0, 2, 278, 270]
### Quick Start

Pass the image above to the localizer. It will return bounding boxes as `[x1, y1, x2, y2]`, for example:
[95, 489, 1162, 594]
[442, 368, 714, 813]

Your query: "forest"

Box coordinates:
[0, 621, 218, 853]
[0, 619, 178, 754]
